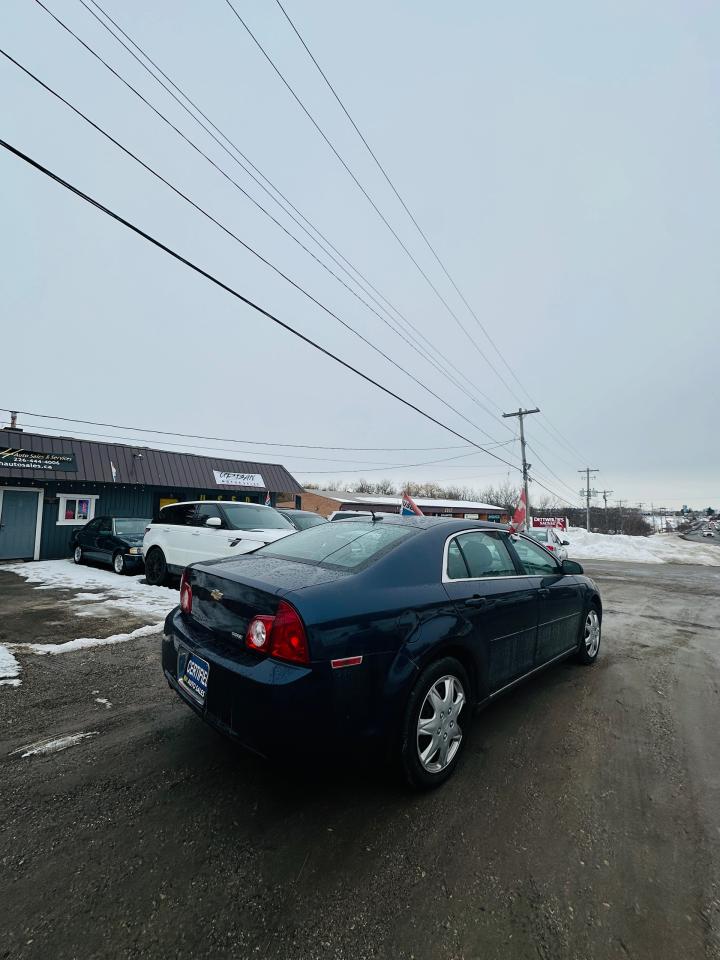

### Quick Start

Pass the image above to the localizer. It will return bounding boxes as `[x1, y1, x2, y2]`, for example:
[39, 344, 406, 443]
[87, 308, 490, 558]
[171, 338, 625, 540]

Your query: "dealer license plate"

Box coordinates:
[178, 652, 210, 705]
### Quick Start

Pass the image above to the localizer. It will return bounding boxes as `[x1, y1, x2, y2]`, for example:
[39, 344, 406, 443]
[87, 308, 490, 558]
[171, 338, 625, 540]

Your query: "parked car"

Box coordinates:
[702, 529, 715, 538]
[143, 501, 295, 586]
[527, 525, 570, 561]
[162, 517, 602, 788]
[71, 516, 150, 575]
[277, 509, 328, 531]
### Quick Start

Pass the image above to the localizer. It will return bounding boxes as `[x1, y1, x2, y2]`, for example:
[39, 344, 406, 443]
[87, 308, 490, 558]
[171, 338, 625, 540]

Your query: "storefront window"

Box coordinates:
[56, 494, 98, 525]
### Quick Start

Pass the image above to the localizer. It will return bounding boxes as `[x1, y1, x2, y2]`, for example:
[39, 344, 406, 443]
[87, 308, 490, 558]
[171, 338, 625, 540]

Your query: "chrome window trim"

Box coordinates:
[442, 529, 527, 584]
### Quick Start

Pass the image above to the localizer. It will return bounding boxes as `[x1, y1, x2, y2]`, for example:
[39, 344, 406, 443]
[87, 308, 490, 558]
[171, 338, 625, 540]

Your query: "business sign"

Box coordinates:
[212, 470, 265, 488]
[532, 516, 568, 530]
[0, 447, 77, 472]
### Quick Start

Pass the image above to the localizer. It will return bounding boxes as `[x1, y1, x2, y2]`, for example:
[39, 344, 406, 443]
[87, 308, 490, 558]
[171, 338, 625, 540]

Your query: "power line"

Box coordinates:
[0, 138, 525, 477]
[272, 0, 529, 401]
[223, 0, 521, 402]
[262, 0, 590, 467]
[1, 45, 503, 446]
[10, 415, 516, 463]
[0, 409, 472, 452]
[74, 0, 507, 426]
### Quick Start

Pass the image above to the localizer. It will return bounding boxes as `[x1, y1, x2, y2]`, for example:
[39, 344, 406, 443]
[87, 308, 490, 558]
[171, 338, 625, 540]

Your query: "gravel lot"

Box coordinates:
[1, 560, 719, 960]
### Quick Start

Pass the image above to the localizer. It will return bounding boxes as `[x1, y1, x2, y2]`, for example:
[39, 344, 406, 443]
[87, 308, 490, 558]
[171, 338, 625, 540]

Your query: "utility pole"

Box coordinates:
[616, 499, 627, 535]
[578, 467, 600, 532]
[600, 489, 614, 531]
[502, 407, 540, 530]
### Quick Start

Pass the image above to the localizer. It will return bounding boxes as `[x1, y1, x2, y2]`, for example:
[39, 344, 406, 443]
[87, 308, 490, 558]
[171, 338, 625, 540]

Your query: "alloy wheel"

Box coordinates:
[416, 674, 465, 773]
[585, 609, 601, 658]
[73, 546, 82, 564]
[113, 553, 124, 575]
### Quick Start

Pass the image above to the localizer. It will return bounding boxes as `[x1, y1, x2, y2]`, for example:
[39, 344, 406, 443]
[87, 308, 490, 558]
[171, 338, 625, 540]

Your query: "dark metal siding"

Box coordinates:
[0, 430, 302, 494]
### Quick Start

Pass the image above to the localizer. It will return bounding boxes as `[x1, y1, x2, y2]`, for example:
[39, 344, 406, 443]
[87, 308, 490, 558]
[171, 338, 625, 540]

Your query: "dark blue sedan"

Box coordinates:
[162, 517, 602, 788]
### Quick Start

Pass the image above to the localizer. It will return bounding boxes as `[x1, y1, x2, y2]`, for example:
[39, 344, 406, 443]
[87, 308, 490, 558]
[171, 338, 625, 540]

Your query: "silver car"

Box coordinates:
[527, 526, 570, 561]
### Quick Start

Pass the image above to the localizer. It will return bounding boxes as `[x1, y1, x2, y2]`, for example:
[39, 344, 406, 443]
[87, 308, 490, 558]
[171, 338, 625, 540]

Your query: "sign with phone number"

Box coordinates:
[0, 448, 77, 471]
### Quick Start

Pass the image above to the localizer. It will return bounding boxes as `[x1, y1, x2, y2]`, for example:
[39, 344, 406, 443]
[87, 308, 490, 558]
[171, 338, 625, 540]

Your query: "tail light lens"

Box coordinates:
[180, 570, 193, 614]
[546, 544, 555, 551]
[245, 601, 309, 665]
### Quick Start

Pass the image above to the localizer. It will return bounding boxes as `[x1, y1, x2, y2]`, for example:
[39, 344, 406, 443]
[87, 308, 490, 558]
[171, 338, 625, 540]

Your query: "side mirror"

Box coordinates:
[561, 540, 570, 546]
[561, 558, 584, 575]
[205, 516, 222, 528]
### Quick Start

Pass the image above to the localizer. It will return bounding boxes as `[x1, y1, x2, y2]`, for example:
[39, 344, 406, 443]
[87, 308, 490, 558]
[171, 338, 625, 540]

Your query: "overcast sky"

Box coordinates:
[2, 0, 718, 510]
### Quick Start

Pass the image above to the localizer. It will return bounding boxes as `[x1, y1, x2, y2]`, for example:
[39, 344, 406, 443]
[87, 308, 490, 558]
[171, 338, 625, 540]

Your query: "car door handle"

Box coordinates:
[538, 588, 550, 598]
[465, 596, 487, 607]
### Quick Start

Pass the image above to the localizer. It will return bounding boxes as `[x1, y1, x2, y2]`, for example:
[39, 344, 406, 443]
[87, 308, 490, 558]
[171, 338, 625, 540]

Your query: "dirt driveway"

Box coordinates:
[1, 560, 719, 960]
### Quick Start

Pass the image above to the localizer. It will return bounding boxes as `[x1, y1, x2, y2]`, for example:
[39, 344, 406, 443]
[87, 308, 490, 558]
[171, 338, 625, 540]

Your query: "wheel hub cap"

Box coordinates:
[416, 675, 465, 773]
[585, 610, 600, 657]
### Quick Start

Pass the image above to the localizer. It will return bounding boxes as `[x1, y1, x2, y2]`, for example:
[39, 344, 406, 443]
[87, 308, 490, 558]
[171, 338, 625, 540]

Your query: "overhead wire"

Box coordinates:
[1, 45, 504, 445]
[222, 0, 523, 404]
[269, 0, 591, 465]
[67, 0, 510, 429]
[0, 138, 528, 479]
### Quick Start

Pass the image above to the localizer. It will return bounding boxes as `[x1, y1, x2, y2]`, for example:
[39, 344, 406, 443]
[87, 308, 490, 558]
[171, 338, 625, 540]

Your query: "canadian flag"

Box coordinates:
[509, 489, 527, 532]
[401, 491, 424, 516]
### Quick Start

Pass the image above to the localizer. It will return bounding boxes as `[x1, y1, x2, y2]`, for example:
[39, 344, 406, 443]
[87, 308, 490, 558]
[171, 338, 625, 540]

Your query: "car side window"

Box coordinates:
[160, 504, 195, 526]
[84, 519, 101, 533]
[448, 531, 517, 579]
[513, 536, 560, 576]
[192, 503, 223, 527]
[446, 539, 469, 579]
[98, 518, 112, 534]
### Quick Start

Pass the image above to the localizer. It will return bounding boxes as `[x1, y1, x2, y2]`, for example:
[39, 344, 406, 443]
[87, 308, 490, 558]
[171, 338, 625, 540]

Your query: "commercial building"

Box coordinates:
[284, 489, 508, 522]
[0, 429, 303, 561]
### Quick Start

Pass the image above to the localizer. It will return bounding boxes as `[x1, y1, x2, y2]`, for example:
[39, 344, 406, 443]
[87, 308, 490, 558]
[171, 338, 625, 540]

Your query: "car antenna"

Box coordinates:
[369, 510, 383, 522]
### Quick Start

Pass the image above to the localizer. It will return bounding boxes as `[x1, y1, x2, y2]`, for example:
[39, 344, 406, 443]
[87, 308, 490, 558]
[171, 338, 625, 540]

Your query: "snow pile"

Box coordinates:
[0, 645, 21, 687]
[565, 527, 720, 565]
[3, 560, 177, 665]
[4, 560, 176, 619]
[11, 731, 99, 758]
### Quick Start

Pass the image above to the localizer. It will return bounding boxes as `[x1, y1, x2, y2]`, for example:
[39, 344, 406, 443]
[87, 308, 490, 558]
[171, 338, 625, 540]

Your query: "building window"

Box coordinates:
[56, 494, 99, 526]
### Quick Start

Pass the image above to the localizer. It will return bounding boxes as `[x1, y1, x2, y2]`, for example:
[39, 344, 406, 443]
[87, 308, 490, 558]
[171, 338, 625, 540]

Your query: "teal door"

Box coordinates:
[0, 490, 39, 560]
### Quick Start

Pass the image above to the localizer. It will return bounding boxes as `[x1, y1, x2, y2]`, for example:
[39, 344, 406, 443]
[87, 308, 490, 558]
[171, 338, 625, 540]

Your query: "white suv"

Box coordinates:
[143, 501, 295, 585]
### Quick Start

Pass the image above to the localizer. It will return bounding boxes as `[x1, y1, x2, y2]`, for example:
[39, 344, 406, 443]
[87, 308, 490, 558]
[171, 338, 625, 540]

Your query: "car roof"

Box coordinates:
[160, 500, 267, 508]
[328, 515, 510, 533]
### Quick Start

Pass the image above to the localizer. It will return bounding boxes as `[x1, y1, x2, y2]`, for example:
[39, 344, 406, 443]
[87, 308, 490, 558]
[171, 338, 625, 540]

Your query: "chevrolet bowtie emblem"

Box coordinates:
[210, 589, 224, 602]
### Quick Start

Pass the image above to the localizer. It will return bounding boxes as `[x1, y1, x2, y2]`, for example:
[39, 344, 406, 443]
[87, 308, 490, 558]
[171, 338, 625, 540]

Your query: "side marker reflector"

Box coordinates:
[331, 655, 363, 669]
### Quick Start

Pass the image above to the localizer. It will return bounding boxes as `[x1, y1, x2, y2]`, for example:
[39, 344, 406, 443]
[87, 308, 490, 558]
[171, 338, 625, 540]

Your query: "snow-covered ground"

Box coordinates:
[2, 560, 178, 687]
[565, 527, 720, 565]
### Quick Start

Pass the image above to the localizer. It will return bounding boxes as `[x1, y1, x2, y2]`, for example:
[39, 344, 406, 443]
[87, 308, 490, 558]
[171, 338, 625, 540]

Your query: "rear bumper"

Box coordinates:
[163, 608, 339, 759]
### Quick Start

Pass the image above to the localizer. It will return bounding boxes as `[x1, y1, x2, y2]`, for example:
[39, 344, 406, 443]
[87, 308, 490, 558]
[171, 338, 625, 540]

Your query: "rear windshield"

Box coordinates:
[289, 513, 327, 530]
[254, 520, 416, 570]
[221, 503, 294, 531]
[528, 528, 548, 541]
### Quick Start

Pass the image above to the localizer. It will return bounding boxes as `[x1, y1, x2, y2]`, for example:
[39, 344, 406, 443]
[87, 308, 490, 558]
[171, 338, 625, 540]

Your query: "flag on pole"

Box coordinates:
[401, 491, 424, 516]
[264, 492, 271, 506]
[509, 489, 526, 532]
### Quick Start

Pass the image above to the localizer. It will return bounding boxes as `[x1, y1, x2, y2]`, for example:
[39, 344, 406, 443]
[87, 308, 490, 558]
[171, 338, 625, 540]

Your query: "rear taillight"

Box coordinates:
[245, 601, 309, 665]
[546, 544, 555, 551]
[180, 570, 192, 614]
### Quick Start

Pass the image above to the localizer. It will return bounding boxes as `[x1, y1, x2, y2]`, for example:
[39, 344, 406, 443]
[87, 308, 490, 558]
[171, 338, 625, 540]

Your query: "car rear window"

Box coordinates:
[528, 528, 548, 541]
[255, 520, 416, 570]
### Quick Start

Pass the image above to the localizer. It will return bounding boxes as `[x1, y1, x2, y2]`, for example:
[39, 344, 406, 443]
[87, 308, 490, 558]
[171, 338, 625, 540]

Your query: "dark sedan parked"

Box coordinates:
[71, 516, 150, 574]
[276, 509, 328, 531]
[162, 517, 602, 788]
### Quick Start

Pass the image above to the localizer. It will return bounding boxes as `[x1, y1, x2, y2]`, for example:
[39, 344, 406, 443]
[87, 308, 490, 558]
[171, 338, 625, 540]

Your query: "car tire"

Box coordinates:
[113, 552, 125, 576]
[73, 545, 83, 565]
[399, 656, 471, 790]
[576, 604, 601, 664]
[144, 547, 168, 586]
